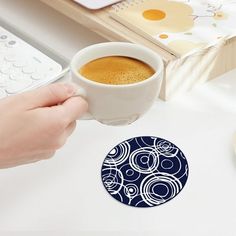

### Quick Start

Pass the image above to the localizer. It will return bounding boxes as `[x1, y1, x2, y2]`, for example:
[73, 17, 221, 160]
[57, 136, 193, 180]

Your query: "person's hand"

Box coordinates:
[0, 83, 88, 169]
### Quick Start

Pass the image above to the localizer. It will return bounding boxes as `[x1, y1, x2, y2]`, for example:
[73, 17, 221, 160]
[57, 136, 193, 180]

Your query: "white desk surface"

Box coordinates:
[0, 0, 236, 235]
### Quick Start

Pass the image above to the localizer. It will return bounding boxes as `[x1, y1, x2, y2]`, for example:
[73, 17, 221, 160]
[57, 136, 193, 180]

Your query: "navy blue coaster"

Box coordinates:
[101, 136, 189, 208]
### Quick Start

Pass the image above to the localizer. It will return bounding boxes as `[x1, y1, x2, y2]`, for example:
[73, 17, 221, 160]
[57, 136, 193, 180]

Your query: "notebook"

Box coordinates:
[110, 0, 236, 57]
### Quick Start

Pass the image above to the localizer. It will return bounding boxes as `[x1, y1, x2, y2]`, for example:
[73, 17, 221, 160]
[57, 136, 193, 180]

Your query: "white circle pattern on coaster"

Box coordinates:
[101, 136, 189, 208]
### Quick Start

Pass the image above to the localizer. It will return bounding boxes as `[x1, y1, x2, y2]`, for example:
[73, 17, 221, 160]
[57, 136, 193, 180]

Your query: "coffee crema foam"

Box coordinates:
[79, 56, 155, 85]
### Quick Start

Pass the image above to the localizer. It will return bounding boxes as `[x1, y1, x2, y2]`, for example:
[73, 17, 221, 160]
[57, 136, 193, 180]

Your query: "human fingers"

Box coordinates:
[6, 83, 76, 110]
[52, 96, 88, 125]
[64, 121, 77, 138]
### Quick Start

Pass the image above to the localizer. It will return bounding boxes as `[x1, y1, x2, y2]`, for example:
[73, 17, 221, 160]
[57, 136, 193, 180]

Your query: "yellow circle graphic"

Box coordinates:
[143, 9, 166, 21]
[159, 34, 168, 39]
[214, 11, 228, 20]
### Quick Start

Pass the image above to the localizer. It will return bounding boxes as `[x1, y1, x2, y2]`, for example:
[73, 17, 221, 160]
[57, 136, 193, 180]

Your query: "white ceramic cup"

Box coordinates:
[71, 42, 164, 126]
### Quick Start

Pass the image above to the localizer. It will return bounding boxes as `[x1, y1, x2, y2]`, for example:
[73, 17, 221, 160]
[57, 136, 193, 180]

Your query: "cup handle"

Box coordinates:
[72, 85, 93, 120]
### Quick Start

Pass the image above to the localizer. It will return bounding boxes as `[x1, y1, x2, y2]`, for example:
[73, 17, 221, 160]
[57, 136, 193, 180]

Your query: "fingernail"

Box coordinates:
[64, 84, 76, 96]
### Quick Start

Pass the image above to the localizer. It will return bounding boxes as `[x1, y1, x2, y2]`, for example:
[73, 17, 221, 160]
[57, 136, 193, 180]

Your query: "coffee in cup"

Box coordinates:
[79, 56, 155, 85]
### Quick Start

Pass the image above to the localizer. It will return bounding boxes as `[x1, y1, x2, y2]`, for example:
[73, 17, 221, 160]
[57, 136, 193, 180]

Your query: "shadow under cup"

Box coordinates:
[71, 42, 164, 126]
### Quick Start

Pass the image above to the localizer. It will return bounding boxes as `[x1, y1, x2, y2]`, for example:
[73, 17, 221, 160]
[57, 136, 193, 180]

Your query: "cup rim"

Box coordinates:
[71, 42, 164, 88]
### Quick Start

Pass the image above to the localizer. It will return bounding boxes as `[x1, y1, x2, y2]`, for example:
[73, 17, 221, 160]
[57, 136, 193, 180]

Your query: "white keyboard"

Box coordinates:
[0, 26, 63, 99]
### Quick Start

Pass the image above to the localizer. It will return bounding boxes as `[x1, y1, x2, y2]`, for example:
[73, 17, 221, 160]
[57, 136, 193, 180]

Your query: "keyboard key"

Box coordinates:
[9, 73, 22, 81]
[6, 78, 32, 94]
[0, 88, 7, 99]
[31, 72, 43, 80]
[10, 67, 21, 75]
[0, 46, 7, 54]
[0, 34, 8, 42]
[0, 75, 7, 87]
[5, 53, 17, 62]
[22, 65, 35, 74]
[13, 59, 27, 68]
[6, 40, 18, 48]
[0, 65, 11, 74]
[0, 59, 9, 66]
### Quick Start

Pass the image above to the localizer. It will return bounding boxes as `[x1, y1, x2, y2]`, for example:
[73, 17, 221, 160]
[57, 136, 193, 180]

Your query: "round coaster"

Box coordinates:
[101, 136, 189, 208]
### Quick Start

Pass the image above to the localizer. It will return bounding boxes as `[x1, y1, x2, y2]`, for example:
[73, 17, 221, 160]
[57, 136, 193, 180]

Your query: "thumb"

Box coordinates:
[18, 83, 76, 109]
